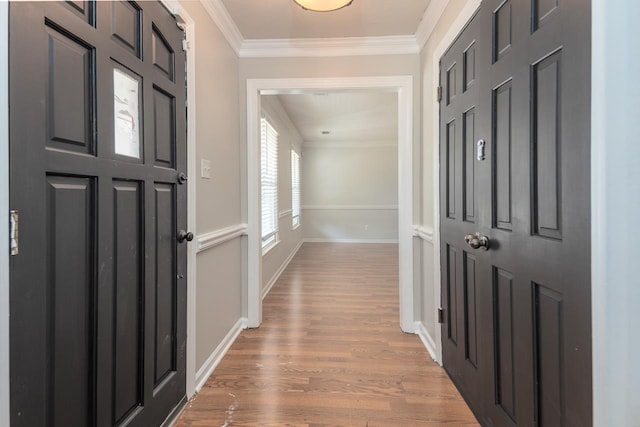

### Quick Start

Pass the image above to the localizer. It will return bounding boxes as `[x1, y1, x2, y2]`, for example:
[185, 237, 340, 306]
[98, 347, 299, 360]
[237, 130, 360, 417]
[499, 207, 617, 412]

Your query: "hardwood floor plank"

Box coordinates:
[176, 243, 479, 426]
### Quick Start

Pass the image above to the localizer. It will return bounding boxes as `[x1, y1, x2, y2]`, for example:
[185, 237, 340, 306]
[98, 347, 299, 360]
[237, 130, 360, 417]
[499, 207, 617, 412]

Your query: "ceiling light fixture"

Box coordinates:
[293, 0, 353, 12]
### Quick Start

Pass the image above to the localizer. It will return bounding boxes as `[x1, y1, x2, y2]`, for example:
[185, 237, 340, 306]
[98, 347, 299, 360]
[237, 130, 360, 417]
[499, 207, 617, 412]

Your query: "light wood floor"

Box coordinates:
[176, 243, 479, 426]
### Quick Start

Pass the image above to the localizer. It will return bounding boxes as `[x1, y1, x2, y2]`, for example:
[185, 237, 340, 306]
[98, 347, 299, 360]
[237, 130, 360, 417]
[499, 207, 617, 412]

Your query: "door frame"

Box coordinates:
[0, 1, 200, 419]
[160, 0, 199, 400]
[246, 76, 414, 332]
[430, 0, 482, 365]
[0, 2, 10, 425]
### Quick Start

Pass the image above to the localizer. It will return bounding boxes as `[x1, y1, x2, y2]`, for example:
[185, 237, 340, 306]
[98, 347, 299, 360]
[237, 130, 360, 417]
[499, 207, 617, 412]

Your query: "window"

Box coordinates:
[261, 116, 278, 249]
[291, 149, 301, 228]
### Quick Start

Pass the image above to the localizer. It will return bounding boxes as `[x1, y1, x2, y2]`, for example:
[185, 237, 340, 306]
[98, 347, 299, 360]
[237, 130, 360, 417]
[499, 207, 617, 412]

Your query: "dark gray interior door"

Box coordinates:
[9, 2, 188, 426]
[439, 0, 591, 425]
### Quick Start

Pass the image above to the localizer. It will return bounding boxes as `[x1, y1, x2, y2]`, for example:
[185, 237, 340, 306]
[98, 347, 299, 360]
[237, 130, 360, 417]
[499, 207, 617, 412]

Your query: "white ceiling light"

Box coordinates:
[293, 0, 353, 12]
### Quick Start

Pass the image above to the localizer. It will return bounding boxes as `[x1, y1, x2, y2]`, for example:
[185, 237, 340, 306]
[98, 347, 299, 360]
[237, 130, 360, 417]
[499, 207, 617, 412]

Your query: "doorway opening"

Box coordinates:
[246, 76, 414, 332]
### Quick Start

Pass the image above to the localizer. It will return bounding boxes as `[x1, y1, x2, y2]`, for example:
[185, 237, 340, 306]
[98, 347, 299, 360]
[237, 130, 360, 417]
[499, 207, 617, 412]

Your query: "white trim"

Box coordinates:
[303, 140, 397, 149]
[592, 0, 640, 424]
[414, 0, 449, 49]
[278, 209, 292, 219]
[193, 317, 248, 393]
[246, 80, 263, 328]
[262, 240, 303, 299]
[161, 0, 198, 399]
[430, 0, 482, 365]
[304, 238, 399, 244]
[199, 0, 243, 54]
[261, 238, 280, 256]
[414, 321, 439, 364]
[413, 225, 434, 243]
[0, 2, 10, 424]
[196, 224, 248, 253]
[247, 76, 414, 333]
[240, 35, 419, 58]
[302, 204, 398, 211]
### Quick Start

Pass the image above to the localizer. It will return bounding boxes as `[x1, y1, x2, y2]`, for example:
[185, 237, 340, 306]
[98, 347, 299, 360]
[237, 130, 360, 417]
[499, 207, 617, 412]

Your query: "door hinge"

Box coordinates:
[182, 39, 190, 51]
[437, 86, 443, 103]
[9, 210, 19, 256]
[437, 307, 444, 324]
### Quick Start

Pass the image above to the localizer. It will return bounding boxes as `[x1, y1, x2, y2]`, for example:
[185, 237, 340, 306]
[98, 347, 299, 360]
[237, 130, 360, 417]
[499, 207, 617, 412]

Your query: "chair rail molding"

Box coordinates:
[197, 224, 248, 253]
[413, 225, 434, 243]
[303, 204, 398, 211]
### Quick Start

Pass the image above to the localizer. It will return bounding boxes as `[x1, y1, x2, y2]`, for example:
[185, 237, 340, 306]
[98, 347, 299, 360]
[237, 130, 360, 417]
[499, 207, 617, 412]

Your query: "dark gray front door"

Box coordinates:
[9, 2, 188, 426]
[440, 1, 591, 425]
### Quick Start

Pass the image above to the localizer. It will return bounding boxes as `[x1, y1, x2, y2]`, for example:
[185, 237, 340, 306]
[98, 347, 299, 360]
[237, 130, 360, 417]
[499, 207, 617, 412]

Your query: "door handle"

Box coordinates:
[464, 232, 490, 251]
[178, 230, 194, 243]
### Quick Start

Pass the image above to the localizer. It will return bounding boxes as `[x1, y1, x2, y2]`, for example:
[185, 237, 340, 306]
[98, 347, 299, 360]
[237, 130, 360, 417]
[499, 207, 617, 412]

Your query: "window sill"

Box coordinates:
[292, 223, 301, 231]
[262, 239, 280, 256]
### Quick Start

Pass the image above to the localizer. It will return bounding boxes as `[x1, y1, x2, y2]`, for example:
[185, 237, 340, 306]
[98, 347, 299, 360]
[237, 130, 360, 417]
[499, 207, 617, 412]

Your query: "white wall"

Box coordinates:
[592, 0, 640, 424]
[260, 95, 304, 296]
[179, 0, 245, 387]
[302, 144, 398, 242]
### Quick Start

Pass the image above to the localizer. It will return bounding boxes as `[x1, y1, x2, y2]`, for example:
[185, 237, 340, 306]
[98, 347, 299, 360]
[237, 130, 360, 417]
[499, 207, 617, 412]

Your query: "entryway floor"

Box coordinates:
[175, 243, 479, 426]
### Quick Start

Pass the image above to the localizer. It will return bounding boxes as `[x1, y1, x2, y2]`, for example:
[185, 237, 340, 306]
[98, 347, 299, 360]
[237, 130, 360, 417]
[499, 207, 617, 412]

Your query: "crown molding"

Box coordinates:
[239, 35, 420, 58]
[198, 0, 431, 58]
[200, 0, 244, 54]
[415, 0, 449, 50]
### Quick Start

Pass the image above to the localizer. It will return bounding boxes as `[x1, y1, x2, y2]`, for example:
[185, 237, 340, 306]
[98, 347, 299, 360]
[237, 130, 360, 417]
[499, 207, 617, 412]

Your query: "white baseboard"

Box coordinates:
[414, 321, 440, 365]
[303, 238, 399, 244]
[262, 239, 303, 299]
[194, 317, 248, 393]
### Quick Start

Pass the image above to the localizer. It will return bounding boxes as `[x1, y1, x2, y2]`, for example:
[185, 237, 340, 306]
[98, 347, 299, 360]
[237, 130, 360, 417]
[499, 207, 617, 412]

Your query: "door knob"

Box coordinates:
[178, 230, 194, 243]
[464, 232, 490, 250]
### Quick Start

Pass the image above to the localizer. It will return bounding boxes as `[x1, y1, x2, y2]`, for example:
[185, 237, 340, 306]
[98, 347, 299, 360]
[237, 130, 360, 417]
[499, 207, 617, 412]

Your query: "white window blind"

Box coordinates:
[291, 149, 301, 227]
[261, 117, 278, 248]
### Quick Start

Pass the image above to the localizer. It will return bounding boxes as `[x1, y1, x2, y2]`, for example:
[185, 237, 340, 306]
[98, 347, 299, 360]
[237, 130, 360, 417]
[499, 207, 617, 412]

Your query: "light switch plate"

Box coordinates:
[201, 159, 211, 179]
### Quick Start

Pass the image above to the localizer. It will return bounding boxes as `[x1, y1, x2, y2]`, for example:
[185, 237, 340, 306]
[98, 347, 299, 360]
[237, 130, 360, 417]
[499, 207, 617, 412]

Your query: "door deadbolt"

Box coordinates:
[477, 139, 486, 161]
[177, 172, 188, 184]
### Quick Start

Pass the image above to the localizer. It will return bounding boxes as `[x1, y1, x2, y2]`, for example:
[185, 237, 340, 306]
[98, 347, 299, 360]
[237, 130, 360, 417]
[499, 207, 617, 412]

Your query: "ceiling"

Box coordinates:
[217, 1, 420, 145]
[221, 0, 432, 40]
[275, 92, 398, 144]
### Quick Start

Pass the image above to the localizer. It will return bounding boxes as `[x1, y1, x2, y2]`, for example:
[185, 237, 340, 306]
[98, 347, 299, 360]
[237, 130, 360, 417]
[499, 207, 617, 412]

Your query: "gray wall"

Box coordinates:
[260, 95, 304, 295]
[181, 1, 244, 373]
[302, 144, 398, 242]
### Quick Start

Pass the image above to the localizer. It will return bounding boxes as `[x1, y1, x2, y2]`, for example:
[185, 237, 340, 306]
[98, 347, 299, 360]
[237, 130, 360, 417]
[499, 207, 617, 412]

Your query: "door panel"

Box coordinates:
[9, 2, 187, 426]
[440, 0, 591, 425]
[440, 10, 487, 416]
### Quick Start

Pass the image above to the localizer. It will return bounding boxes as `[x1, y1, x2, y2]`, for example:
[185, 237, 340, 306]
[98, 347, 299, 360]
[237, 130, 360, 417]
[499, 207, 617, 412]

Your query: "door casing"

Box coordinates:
[0, 2, 10, 425]
[246, 76, 414, 332]
[161, 0, 199, 400]
[429, 0, 482, 365]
